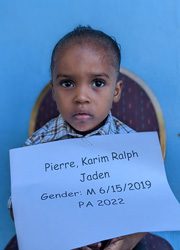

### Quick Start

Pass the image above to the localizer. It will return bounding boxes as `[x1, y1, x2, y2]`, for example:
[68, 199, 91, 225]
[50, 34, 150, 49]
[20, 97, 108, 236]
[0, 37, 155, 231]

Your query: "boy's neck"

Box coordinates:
[67, 116, 108, 136]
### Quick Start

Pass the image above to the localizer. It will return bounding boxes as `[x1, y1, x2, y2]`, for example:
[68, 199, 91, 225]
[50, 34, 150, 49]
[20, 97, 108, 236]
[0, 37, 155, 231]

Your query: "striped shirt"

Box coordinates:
[25, 113, 133, 146]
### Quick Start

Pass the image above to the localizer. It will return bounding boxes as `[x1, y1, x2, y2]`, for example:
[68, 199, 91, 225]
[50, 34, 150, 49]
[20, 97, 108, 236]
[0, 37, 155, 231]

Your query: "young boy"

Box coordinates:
[13, 26, 146, 250]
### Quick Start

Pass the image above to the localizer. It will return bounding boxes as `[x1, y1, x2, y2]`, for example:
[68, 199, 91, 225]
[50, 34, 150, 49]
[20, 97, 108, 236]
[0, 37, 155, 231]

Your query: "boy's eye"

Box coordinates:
[92, 79, 106, 88]
[59, 80, 75, 88]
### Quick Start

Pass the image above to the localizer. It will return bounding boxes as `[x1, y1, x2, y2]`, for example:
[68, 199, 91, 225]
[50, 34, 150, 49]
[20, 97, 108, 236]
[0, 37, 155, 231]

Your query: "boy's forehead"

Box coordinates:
[55, 41, 107, 58]
[53, 46, 117, 80]
[54, 42, 117, 72]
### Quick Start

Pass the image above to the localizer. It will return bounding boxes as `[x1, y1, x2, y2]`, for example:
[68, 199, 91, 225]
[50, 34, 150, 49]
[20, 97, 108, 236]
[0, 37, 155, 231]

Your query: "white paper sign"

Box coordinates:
[10, 132, 180, 250]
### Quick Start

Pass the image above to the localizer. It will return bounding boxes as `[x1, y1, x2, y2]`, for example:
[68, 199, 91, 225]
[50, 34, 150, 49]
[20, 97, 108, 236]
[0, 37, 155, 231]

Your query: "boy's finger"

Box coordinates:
[73, 247, 92, 250]
[74, 242, 102, 250]
[88, 242, 102, 249]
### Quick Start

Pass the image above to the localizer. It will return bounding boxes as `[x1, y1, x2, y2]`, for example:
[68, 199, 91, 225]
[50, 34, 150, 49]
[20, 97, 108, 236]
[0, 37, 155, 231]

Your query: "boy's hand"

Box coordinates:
[87, 242, 102, 249]
[74, 242, 102, 250]
[103, 233, 147, 250]
[74, 233, 146, 250]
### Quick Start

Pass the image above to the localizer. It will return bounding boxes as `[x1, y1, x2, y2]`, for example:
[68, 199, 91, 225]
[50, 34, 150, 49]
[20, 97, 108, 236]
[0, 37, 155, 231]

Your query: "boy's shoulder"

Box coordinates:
[108, 115, 134, 135]
[25, 115, 66, 146]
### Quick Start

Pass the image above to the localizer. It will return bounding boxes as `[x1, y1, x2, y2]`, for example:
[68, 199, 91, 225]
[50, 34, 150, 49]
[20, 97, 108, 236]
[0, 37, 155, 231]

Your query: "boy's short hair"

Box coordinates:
[50, 25, 121, 78]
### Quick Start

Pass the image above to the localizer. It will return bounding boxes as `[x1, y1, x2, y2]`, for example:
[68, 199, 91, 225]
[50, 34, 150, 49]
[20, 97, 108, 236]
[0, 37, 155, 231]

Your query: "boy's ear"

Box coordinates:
[51, 81, 56, 102]
[113, 80, 123, 103]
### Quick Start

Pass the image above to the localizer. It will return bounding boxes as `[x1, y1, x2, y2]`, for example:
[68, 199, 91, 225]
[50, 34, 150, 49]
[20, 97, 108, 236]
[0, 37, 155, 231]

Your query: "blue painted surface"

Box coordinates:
[0, 0, 179, 249]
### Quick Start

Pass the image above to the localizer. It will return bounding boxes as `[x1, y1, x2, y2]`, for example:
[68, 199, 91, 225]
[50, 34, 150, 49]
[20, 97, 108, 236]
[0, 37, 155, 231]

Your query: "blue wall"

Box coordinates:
[0, 0, 180, 249]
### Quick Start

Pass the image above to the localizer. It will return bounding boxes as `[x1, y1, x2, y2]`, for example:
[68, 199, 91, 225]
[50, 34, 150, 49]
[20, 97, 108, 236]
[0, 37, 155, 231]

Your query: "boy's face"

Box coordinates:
[52, 44, 122, 133]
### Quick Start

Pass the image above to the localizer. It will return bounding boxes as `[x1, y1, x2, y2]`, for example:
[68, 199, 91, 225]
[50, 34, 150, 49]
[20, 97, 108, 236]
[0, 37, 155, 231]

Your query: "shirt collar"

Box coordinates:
[54, 112, 117, 140]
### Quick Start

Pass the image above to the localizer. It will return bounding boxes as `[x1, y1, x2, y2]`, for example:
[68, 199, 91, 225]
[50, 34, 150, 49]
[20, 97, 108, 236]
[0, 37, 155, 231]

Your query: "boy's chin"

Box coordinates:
[69, 123, 97, 135]
[68, 117, 108, 135]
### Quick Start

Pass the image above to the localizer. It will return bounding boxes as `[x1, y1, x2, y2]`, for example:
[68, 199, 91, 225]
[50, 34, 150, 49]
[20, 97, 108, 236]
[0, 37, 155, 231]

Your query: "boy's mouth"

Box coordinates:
[73, 112, 93, 121]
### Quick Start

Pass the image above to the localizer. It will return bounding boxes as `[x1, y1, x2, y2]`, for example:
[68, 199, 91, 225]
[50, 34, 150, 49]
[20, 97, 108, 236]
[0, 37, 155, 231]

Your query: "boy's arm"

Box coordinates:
[7, 197, 14, 220]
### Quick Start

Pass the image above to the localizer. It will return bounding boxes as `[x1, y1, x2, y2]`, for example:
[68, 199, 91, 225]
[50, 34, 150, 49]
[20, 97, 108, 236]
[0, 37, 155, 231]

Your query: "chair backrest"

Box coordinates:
[29, 68, 166, 157]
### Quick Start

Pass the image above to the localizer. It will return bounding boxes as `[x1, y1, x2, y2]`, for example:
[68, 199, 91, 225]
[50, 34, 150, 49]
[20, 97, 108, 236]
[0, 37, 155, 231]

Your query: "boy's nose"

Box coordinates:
[73, 86, 90, 104]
